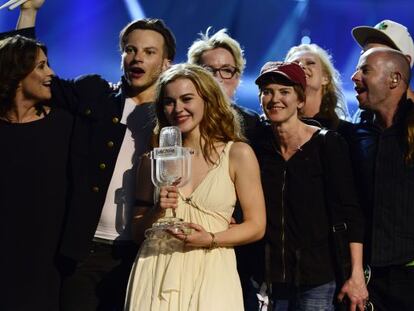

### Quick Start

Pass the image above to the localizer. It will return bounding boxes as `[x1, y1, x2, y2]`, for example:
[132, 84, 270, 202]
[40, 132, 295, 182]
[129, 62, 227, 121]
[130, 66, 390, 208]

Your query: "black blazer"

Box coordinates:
[52, 76, 155, 261]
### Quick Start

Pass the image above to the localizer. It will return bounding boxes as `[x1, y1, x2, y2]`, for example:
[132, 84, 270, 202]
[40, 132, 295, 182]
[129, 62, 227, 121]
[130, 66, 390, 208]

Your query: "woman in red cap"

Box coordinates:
[250, 61, 368, 311]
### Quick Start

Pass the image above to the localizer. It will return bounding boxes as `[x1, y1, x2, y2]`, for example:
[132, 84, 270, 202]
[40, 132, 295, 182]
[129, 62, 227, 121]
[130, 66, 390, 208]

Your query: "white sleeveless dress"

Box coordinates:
[124, 142, 243, 311]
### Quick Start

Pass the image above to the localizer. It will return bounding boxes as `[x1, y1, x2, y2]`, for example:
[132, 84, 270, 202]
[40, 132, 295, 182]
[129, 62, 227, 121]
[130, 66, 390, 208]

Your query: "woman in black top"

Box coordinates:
[0, 35, 72, 311]
[252, 61, 367, 310]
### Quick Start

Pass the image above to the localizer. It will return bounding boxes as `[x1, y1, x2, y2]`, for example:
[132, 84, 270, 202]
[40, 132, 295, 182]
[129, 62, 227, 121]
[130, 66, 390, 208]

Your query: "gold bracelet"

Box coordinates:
[208, 232, 218, 250]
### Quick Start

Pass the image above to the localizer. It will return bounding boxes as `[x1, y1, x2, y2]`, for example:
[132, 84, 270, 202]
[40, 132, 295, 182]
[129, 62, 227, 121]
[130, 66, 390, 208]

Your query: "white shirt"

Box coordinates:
[95, 98, 138, 241]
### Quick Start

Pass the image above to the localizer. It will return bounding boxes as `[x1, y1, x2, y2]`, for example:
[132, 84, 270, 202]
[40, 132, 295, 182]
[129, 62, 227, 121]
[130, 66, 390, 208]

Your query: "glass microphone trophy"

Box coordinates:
[144, 126, 192, 239]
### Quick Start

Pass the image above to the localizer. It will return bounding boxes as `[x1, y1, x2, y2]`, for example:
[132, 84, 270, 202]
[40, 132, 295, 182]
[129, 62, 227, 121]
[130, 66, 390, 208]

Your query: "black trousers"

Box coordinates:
[368, 265, 414, 311]
[60, 241, 139, 311]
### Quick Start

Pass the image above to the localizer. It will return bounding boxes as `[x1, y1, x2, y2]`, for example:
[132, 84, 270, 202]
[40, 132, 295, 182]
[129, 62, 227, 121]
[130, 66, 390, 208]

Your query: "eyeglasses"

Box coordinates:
[203, 65, 239, 79]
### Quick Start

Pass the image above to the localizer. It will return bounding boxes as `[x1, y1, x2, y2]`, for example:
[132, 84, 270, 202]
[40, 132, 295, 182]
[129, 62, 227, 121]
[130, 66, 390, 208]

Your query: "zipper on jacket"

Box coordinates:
[281, 168, 287, 281]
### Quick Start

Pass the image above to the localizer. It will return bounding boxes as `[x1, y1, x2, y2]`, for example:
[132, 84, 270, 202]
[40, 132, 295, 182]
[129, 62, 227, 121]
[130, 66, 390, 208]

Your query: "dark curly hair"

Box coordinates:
[0, 35, 47, 119]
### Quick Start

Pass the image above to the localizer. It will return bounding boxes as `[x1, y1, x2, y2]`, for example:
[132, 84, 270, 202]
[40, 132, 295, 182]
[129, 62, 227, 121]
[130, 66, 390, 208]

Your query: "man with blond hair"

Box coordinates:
[188, 28, 261, 142]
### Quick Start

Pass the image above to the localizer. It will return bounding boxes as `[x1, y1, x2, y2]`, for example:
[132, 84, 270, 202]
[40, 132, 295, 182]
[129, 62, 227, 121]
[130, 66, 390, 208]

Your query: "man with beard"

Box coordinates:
[6, 0, 176, 309]
[349, 47, 414, 310]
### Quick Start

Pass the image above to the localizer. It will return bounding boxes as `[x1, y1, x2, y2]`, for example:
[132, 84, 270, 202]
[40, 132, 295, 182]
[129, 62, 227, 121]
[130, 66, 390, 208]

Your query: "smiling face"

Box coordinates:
[286, 50, 328, 92]
[18, 48, 54, 102]
[351, 51, 392, 111]
[260, 82, 304, 124]
[199, 47, 240, 98]
[121, 29, 170, 95]
[162, 78, 205, 137]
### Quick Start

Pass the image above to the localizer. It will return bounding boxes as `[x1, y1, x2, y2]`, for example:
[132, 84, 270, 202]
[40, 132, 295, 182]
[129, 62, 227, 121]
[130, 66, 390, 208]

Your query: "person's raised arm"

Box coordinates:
[17, 0, 44, 29]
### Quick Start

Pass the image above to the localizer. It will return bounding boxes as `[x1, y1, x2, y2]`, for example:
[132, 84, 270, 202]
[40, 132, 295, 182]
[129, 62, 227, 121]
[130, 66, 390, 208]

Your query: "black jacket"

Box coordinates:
[252, 124, 364, 285]
[348, 97, 414, 267]
[52, 76, 155, 261]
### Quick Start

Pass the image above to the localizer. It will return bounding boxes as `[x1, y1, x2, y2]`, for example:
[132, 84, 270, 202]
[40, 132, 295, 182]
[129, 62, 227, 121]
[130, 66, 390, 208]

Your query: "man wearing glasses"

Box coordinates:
[187, 28, 261, 142]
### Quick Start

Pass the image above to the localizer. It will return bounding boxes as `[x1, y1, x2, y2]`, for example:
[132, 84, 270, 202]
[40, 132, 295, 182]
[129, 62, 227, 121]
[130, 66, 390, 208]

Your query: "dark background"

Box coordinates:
[1, 0, 413, 117]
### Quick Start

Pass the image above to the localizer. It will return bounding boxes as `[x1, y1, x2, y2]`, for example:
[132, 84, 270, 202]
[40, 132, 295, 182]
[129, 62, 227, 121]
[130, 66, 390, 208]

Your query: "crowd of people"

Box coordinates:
[1, 0, 414, 310]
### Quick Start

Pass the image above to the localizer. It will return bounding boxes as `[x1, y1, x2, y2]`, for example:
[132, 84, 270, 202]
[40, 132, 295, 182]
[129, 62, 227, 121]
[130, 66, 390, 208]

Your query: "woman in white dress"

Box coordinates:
[124, 63, 266, 311]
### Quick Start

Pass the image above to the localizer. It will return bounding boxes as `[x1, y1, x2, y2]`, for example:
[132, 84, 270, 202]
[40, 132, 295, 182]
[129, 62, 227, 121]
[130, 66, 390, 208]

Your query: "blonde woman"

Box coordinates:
[285, 43, 351, 135]
[125, 63, 266, 311]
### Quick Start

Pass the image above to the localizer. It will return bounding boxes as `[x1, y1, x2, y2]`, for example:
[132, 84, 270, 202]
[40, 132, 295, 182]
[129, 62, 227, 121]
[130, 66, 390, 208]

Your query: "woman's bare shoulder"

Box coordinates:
[229, 141, 256, 162]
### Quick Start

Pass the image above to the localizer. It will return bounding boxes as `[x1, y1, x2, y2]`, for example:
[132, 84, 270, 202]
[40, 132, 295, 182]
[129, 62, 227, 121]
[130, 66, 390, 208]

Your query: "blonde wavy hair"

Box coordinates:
[285, 43, 350, 124]
[154, 63, 244, 164]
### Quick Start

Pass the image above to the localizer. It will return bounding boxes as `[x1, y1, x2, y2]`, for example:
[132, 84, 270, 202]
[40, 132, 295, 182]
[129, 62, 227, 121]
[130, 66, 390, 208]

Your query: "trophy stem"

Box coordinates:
[144, 208, 191, 239]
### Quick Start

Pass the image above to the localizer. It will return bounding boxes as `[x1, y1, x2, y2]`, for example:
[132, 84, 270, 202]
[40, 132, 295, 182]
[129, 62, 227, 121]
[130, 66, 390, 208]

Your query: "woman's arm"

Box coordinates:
[172, 142, 266, 248]
[0, 1, 41, 42]
[223, 142, 266, 244]
[337, 242, 368, 311]
[323, 132, 368, 310]
[17, 0, 44, 29]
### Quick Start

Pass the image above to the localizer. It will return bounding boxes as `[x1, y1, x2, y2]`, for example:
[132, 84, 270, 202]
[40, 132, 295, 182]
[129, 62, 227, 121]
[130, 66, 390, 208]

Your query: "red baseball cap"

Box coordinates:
[255, 61, 306, 90]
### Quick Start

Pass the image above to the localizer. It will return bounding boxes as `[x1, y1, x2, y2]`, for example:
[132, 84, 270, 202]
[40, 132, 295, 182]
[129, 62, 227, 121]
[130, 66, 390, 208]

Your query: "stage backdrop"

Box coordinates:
[1, 0, 413, 117]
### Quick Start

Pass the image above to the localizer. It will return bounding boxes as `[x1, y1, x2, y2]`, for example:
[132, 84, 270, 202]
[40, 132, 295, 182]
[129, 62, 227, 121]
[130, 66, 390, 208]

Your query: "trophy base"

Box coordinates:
[145, 217, 192, 239]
